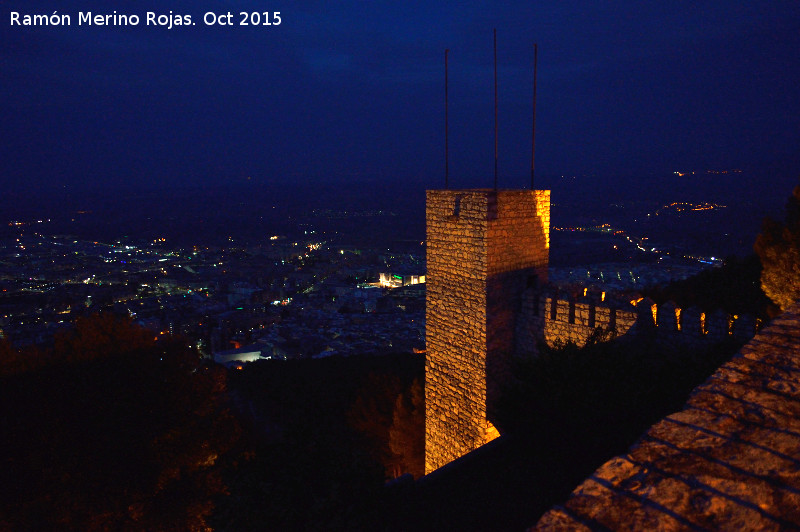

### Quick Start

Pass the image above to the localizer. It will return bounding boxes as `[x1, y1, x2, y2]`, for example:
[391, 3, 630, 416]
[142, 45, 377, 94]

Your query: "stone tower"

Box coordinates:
[425, 189, 550, 473]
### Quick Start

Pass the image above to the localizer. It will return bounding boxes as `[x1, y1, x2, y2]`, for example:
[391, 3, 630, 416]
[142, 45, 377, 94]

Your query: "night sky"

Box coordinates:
[2, 2, 800, 206]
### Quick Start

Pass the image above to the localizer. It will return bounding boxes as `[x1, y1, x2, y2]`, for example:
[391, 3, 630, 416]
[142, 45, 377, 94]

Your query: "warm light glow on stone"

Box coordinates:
[485, 421, 500, 442]
[425, 189, 549, 474]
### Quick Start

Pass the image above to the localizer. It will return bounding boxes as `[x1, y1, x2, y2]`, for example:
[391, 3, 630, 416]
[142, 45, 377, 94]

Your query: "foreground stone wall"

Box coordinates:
[534, 301, 800, 530]
[425, 189, 549, 474]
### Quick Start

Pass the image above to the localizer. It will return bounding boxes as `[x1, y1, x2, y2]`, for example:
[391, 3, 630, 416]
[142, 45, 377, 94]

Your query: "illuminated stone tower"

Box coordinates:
[425, 189, 550, 473]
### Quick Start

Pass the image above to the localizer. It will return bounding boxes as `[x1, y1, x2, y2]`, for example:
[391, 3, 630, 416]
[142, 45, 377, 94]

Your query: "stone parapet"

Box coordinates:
[519, 286, 759, 349]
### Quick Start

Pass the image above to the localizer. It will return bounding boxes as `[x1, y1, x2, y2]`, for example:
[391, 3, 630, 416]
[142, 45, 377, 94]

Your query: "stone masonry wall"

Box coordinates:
[516, 287, 759, 354]
[425, 189, 549, 474]
[486, 191, 550, 416]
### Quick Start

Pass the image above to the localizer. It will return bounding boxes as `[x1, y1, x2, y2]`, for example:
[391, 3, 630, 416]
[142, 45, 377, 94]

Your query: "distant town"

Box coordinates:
[1, 192, 736, 363]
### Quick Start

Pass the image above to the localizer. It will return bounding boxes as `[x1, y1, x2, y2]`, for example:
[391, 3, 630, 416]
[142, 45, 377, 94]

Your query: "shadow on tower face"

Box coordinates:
[425, 189, 550, 473]
[485, 193, 549, 426]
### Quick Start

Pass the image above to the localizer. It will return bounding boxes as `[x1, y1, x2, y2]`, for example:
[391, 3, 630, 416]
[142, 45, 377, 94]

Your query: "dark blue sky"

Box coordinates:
[2, 1, 799, 200]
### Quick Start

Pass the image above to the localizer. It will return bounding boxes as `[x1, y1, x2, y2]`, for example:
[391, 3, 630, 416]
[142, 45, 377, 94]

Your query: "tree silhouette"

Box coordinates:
[388, 377, 425, 478]
[0, 313, 243, 531]
[755, 184, 800, 311]
[347, 372, 405, 478]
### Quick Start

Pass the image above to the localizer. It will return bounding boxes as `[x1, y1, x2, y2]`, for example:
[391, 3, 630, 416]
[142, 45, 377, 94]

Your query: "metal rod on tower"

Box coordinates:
[445, 48, 449, 189]
[531, 43, 538, 189]
[494, 29, 498, 190]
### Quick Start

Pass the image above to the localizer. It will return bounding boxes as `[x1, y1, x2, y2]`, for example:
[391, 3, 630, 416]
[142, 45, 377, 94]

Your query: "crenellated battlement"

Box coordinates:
[516, 285, 760, 354]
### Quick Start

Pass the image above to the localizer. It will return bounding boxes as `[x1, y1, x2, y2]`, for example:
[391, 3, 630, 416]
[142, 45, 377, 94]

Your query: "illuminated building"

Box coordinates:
[379, 271, 426, 288]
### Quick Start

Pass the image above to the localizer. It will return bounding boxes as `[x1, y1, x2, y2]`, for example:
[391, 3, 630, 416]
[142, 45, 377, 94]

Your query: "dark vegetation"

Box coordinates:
[0, 310, 748, 531]
[755, 183, 800, 311]
[644, 253, 775, 319]
[211, 324, 745, 530]
[211, 352, 424, 530]
[0, 315, 427, 531]
[0, 314, 243, 531]
[498, 334, 741, 439]
[382, 333, 745, 531]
